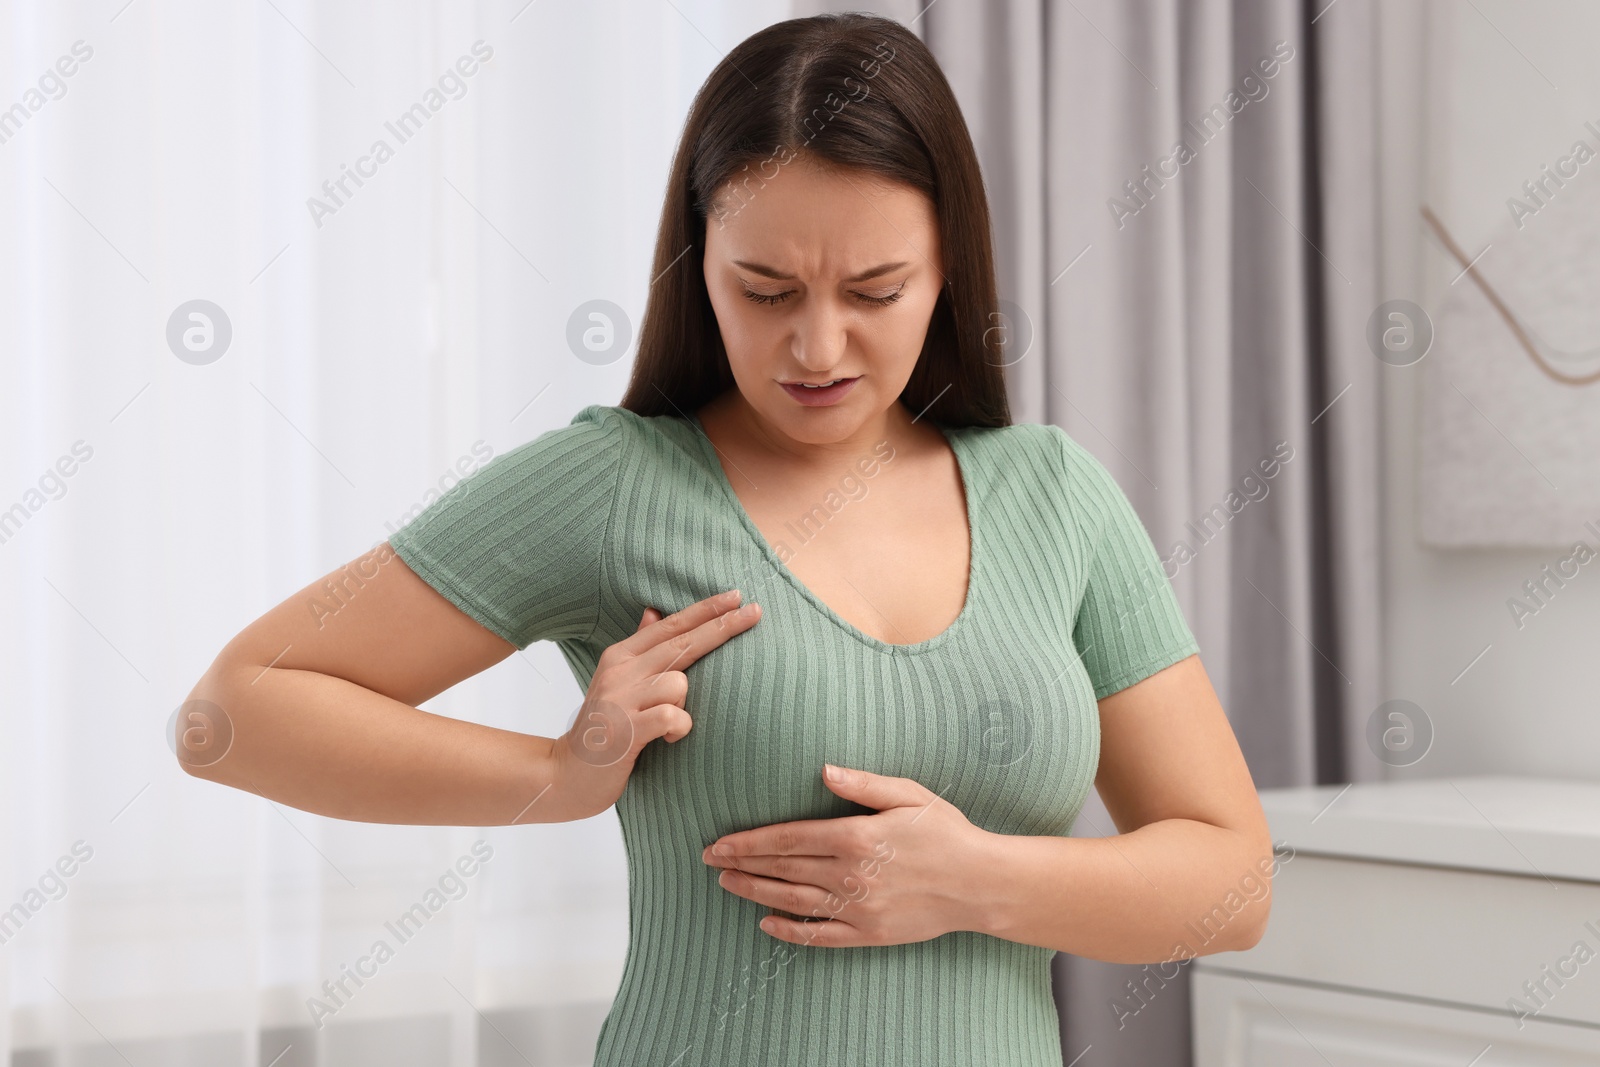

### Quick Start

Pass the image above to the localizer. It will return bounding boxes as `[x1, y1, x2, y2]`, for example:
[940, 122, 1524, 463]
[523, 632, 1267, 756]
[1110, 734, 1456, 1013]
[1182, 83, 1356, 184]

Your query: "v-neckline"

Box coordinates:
[686, 412, 979, 656]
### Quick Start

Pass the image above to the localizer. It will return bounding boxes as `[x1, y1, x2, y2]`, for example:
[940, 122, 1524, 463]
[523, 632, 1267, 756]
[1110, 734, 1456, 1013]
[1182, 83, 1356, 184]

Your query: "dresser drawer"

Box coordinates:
[1193, 971, 1600, 1065]
[1202, 853, 1600, 1028]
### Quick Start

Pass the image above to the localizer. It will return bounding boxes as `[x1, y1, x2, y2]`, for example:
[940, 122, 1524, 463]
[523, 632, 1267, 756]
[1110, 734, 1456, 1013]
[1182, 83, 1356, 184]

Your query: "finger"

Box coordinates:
[637, 606, 661, 631]
[632, 599, 762, 678]
[820, 765, 933, 812]
[714, 868, 838, 922]
[703, 851, 838, 891]
[635, 668, 689, 709]
[706, 819, 841, 862]
[614, 590, 744, 658]
[638, 702, 694, 745]
[759, 913, 861, 947]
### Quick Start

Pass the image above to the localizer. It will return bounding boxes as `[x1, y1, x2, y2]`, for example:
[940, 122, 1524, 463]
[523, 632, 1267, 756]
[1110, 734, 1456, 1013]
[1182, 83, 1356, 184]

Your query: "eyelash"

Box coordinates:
[740, 286, 905, 307]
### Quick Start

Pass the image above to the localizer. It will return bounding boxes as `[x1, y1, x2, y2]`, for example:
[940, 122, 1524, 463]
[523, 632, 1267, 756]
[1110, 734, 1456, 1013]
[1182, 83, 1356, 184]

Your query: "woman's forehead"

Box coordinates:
[707, 165, 938, 274]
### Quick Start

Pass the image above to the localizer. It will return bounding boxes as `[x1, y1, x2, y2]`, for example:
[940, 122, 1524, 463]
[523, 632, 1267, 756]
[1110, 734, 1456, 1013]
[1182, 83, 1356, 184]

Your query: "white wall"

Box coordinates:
[1378, 0, 1600, 782]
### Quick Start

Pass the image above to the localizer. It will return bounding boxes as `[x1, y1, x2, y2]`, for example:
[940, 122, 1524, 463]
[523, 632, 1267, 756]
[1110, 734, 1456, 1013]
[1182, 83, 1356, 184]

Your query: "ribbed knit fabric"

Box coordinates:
[387, 403, 1200, 1067]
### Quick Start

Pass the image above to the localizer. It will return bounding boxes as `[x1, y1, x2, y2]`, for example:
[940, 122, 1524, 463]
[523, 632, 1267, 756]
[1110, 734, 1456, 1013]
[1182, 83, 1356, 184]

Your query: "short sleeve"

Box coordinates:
[386, 405, 625, 649]
[1053, 426, 1200, 699]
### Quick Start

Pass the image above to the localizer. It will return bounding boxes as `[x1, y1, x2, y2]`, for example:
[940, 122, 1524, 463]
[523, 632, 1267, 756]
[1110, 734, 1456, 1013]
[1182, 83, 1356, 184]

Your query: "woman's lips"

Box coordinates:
[779, 377, 860, 407]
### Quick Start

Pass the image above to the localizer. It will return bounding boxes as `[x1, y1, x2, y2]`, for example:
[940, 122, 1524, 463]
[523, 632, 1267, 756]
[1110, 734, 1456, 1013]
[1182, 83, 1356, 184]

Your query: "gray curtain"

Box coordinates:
[792, 1, 1387, 1064]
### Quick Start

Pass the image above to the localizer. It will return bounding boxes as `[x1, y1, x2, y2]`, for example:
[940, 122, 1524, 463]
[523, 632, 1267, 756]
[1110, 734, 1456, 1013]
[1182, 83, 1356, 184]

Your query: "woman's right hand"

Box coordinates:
[548, 589, 761, 819]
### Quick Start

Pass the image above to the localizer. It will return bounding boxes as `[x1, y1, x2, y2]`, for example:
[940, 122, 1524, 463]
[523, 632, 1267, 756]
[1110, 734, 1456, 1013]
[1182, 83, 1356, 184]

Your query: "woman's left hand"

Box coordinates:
[701, 763, 997, 947]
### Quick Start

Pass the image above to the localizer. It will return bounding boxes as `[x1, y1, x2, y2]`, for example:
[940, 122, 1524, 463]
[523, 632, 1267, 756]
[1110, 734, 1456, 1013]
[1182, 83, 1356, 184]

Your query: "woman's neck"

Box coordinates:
[694, 387, 929, 475]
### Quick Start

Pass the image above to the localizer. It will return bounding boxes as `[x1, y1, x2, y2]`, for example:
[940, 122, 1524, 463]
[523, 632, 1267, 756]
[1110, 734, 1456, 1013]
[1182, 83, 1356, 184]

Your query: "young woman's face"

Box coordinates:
[702, 159, 944, 447]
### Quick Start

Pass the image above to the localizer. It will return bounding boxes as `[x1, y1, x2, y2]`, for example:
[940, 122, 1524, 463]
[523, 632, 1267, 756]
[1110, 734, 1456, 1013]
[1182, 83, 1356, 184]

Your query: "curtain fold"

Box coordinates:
[1, 1, 789, 1063]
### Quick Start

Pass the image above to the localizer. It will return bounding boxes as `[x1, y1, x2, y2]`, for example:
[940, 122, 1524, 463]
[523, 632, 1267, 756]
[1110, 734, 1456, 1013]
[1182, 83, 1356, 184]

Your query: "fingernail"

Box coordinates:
[721, 589, 742, 604]
[713, 843, 731, 856]
[739, 602, 760, 618]
[824, 763, 842, 782]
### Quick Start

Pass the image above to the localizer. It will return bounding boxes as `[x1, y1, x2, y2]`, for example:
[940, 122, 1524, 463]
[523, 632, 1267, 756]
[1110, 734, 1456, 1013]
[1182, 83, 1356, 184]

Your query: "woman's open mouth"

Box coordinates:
[779, 376, 860, 407]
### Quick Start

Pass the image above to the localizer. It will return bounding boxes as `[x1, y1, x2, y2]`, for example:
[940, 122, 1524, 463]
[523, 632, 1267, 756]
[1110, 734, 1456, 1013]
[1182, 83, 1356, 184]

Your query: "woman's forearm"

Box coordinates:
[179, 660, 577, 826]
[967, 819, 1278, 963]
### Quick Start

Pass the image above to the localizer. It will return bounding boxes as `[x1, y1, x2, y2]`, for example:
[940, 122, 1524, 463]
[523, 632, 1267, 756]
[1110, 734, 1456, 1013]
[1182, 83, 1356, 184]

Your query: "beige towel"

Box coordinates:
[1421, 164, 1600, 547]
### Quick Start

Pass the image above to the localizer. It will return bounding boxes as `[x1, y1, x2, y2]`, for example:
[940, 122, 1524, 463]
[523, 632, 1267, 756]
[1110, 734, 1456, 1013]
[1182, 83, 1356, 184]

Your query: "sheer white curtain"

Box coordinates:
[0, 1, 787, 1063]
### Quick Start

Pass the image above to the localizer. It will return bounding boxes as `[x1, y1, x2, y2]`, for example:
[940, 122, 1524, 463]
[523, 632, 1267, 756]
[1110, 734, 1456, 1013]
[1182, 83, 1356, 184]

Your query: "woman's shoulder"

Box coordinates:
[425, 405, 695, 514]
[954, 419, 1134, 520]
[509, 403, 700, 459]
[570, 402, 694, 442]
[950, 418, 1078, 477]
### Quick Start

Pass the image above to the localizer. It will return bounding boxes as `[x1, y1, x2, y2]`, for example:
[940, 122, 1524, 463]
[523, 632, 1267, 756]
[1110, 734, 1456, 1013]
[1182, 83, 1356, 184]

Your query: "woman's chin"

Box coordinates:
[761, 388, 894, 445]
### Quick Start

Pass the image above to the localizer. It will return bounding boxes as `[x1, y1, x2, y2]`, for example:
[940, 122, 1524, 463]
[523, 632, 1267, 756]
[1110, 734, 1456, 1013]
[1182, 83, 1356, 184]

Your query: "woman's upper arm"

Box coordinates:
[1093, 654, 1269, 847]
[201, 406, 628, 707]
[206, 542, 517, 709]
[1045, 427, 1262, 842]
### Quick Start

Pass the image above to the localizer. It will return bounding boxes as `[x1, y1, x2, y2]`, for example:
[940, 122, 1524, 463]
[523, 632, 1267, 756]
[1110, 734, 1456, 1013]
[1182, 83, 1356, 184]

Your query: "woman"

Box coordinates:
[180, 12, 1273, 1065]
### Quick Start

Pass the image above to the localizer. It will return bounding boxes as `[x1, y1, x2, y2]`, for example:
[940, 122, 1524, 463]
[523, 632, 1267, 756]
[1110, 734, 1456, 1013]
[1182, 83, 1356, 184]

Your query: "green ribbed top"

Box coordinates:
[387, 403, 1199, 1067]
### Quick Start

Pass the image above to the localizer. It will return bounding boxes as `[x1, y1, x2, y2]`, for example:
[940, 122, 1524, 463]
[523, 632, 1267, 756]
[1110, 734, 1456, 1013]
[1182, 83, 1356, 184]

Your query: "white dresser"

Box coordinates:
[1191, 775, 1600, 1065]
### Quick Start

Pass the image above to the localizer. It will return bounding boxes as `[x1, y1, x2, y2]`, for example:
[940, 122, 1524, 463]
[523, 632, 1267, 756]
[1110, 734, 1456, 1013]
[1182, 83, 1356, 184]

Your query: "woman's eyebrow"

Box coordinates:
[733, 260, 911, 282]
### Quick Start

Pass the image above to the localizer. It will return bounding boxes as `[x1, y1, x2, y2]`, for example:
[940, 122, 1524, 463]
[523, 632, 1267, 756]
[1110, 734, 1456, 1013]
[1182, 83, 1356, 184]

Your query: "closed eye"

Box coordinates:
[741, 288, 793, 305]
[738, 283, 906, 307]
[853, 286, 904, 307]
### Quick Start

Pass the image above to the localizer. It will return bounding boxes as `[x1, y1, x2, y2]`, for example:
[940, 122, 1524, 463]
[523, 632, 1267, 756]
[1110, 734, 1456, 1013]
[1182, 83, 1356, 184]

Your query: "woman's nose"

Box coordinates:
[790, 299, 848, 369]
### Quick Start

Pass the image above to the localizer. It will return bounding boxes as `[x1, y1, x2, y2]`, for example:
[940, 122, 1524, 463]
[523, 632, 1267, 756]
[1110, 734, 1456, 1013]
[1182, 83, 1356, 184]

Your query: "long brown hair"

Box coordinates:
[617, 12, 1010, 428]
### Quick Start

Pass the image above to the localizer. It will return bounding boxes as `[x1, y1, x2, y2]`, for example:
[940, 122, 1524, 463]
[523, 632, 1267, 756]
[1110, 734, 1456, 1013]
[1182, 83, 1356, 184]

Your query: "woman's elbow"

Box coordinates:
[171, 663, 246, 782]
